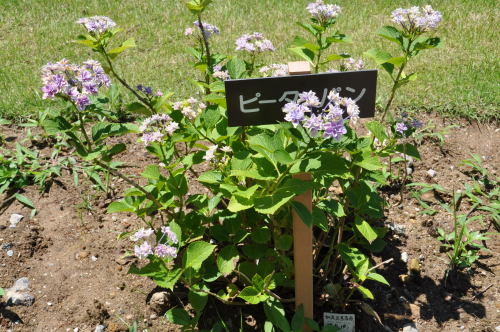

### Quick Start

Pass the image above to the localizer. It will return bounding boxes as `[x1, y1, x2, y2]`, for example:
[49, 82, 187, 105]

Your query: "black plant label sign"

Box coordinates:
[225, 70, 377, 127]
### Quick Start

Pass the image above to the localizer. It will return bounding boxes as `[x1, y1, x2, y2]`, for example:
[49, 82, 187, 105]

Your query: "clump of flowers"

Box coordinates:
[212, 64, 230, 81]
[172, 97, 206, 121]
[202, 144, 232, 163]
[339, 58, 365, 71]
[283, 89, 360, 140]
[76, 16, 116, 35]
[139, 114, 179, 145]
[391, 5, 442, 34]
[185, 20, 220, 39]
[306, 0, 341, 25]
[394, 112, 423, 137]
[235, 32, 275, 53]
[259, 64, 289, 77]
[132, 226, 178, 260]
[41, 59, 110, 111]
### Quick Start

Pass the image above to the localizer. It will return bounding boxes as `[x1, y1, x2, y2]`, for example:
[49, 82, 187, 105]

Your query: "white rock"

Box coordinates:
[7, 250, 13, 257]
[406, 167, 413, 175]
[9, 214, 24, 228]
[91, 256, 98, 262]
[47, 302, 53, 306]
[73, 328, 79, 332]
[5, 277, 35, 306]
[401, 252, 409, 263]
[426, 169, 437, 178]
[495, 325, 500, 332]
[94, 325, 106, 332]
[402, 322, 418, 332]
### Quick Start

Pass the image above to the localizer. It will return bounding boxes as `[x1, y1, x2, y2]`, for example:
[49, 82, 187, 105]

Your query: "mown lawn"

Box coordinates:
[0, 0, 498, 121]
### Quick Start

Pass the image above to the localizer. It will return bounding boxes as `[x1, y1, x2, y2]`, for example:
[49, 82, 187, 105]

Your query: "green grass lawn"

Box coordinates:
[1, 0, 498, 121]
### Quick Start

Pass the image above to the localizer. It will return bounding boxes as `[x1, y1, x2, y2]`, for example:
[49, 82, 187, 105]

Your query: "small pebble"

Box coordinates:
[426, 169, 437, 178]
[401, 252, 409, 263]
[47, 302, 53, 306]
[94, 325, 106, 332]
[7, 250, 14, 257]
[91, 256, 98, 262]
[9, 214, 24, 228]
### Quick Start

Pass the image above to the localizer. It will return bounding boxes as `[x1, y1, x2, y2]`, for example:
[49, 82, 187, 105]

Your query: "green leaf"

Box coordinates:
[184, 241, 216, 271]
[357, 285, 374, 300]
[0, 288, 4, 297]
[228, 195, 254, 212]
[254, 178, 312, 214]
[288, 47, 315, 65]
[364, 48, 392, 65]
[198, 171, 223, 184]
[15, 194, 35, 209]
[226, 58, 247, 79]
[366, 121, 388, 142]
[188, 285, 208, 314]
[291, 304, 305, 331]
[238, 286, 268, 304]
[107, 201, 134, 213]
[252, 226, 272, 244]
[217, 245, 239, 276]
[338, 242, 367, 273]
[367, 272, 390, 286]
[354, 216, 378, 244]
[324, 53, 350, 62]
[395, 143, 421, 160]
[291, 201, 312, 227]
[325, 33, 352, 44]
[377, 26, 403, 45]
[108, 38, 136, 58]
[141, 164, 161, 180]
[290, 153, 349, 175]
[166, 307, 192, 326]
[275, 234, 293, 251]
[263, 299, 291, 332]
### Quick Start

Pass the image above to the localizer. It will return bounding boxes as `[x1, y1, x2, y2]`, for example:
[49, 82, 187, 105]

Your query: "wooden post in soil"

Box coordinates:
[288, 61, 313, 330]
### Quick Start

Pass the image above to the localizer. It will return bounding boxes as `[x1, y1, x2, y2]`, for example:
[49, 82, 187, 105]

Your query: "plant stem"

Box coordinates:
[101, 50, 155, 113]
[380, 62, 406, 122]
[197, 13, 212, 94]
[314, 32, 323, 74]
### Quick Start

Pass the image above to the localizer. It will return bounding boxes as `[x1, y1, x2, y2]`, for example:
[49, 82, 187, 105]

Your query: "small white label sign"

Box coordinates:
[324, 313, 355, 332]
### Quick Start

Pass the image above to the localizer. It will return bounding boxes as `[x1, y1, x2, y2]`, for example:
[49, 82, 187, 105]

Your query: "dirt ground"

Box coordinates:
[0, 113, 498, 332]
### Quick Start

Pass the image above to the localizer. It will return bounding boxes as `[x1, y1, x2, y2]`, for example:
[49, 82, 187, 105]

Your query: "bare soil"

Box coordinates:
[0, 114, 498, 332]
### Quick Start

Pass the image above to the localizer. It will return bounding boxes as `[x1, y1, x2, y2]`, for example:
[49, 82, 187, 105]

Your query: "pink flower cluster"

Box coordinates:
[306, 0, 341, 24]
[339, 58, 365, 72]
[132, 226, 178, 260]
[41, 59, 110, 111]
[283, 90, 360, 140]
[391, 5, 442, 33]
[259, 64, 289, 77]
[139, 114, 179, 145]
[76, 16, 116, 35]
[172, 97, 206, 121]
[235, 32, 275, 53]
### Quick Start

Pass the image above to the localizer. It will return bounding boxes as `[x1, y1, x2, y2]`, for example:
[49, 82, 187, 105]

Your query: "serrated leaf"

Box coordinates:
[292, 201, 312, 227]
[226, 58, 246, 79]
[166, 307, 192, 325]
[184, 241, 216, 271]
[288, 47, 315, 65]
[354, 216, 378, 243]
[377, 26, 403, 44]
[217, 245, 239, 276]
[364, 48, 392, 65]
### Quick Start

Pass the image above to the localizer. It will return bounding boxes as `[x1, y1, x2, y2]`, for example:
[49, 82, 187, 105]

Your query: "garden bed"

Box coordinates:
[1, 113, 498, 332]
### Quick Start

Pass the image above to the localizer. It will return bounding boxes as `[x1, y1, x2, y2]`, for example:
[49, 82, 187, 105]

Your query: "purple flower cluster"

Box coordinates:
[191, 20, 220, 39]
[395, 113, 423, 136]
[41, 59, 110, 111]
[259, 64, 289, 77]
[306, 0, 341, 24]
[132, 225, 178, 260]
[282, 90, 360, 140]
[235, 32, 275, 53]
[213, 65, 230, 81]
[172, 97, 206, 121]
[139, 114, 179, 145]
[76, 16, 116, 34]
[339, 58, 365, 72]
[391, 5, 442, 33]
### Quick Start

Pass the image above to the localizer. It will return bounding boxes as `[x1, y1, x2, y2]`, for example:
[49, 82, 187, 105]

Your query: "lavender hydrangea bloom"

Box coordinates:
[134, 241, 153, 259]
[139, 114, 178, 145]
[259, 64, 289, 77]
[155, 244, 177, 259]
[391, 5, 442, 33]
[282, 88, 360, 140]
[41, 59, 110, 111]
[161, 226, 178, 244]
[323, 119, 347, 140]
[76, 16, 116, 34]
[395, 122, 408, 134]
[339, 58, 365, 72]
[203, 145, 218, 162]
[235, 33, 275, 53]
[130, 228, 155, 242]
[193, 21, 220, 39]
[213, 65, 230, 80]
[172, 97, 206, 121]
[307, 0, 341, 24]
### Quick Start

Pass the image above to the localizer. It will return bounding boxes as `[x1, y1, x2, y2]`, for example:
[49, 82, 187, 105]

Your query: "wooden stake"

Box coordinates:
[289, 61, 313, 329]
